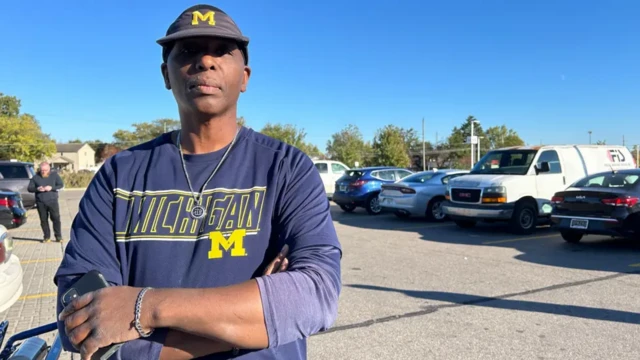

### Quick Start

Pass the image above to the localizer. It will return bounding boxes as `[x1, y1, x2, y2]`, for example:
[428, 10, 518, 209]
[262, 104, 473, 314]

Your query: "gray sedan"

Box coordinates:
[379, 169, 469, 221]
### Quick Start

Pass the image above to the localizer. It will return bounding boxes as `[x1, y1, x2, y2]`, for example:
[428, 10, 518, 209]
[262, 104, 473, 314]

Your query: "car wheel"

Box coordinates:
[454, 219, 477, 229]
[340, 204, 356, 213]
[365, 194, 382, 215]
[426, 197, 447, 222]
[394, 211, 410, 218]
[509, 201, 537, 234]
[561, 231, 583, 243]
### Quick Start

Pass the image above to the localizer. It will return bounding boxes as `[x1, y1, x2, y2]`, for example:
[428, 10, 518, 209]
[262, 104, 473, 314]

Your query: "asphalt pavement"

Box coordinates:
[2, 190, 639, 359]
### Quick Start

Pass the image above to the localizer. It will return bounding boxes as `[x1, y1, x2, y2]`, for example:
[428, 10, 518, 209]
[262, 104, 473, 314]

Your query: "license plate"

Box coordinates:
[570, 218, 589, 229]
[339, 185, 347, 192]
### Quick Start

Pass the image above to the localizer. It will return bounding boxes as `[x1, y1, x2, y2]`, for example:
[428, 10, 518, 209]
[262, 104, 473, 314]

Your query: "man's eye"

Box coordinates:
[215, 47, 232, 56]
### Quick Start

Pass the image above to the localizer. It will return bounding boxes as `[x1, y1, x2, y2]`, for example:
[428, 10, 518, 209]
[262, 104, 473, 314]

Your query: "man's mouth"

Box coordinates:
[187, 79, 221, 92]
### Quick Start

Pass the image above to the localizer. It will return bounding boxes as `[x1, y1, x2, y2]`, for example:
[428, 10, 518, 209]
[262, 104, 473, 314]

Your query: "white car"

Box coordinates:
[313, 160, 350, 198]
[0, 225, 23, 313]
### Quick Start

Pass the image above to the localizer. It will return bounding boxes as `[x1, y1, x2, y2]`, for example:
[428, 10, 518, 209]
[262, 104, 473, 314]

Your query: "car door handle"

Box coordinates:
[563, 176, 566, 185]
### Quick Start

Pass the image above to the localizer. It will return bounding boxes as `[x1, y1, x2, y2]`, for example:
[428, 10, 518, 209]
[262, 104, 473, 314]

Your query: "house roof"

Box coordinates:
[56, 143, 86, 152]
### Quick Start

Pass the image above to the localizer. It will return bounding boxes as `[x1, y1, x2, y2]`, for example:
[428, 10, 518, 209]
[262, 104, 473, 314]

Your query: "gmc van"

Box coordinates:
[442, 145, 637, 234]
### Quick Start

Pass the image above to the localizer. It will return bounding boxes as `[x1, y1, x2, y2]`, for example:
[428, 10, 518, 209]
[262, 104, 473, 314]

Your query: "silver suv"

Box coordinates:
[0, 161, 36, 208]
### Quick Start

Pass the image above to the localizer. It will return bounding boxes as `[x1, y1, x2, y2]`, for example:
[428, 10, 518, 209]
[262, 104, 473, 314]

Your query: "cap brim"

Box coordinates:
[156, 28, 249, 46]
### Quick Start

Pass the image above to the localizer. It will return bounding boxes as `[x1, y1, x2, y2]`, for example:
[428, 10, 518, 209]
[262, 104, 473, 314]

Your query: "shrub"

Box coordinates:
[59, 170, 95, 189]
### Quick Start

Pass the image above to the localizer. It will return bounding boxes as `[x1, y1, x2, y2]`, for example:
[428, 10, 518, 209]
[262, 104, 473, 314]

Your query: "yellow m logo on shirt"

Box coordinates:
[192, 10, 216, 26]
[208, 229, 247, 259]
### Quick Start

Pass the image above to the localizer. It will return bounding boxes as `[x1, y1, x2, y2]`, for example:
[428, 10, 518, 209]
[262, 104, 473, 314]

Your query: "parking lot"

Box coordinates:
[2, 190, 640, 359]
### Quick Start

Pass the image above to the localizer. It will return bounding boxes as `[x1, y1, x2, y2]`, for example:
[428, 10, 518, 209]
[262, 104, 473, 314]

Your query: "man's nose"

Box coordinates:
[195, 54, 217, 72]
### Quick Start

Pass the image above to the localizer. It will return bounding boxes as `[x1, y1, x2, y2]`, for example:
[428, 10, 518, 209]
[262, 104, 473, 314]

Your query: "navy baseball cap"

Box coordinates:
[157, 4, 249, 64]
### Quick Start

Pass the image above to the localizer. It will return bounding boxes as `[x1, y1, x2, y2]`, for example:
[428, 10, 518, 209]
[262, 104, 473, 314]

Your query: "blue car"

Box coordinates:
[332, 167, 414, 215]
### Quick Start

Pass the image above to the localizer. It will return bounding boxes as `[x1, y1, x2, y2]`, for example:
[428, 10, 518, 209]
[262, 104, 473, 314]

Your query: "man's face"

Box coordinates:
[40, 163, 50, 176]
[161, 37, 251, 117]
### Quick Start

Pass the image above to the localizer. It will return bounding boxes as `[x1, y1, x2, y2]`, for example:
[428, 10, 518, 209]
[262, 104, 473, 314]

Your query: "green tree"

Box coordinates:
[326, 124, 369, 167]
[0, 114, 56, 162]
[484, 125, 525, 149]
[113, 118, 180, 148]
[0, 93, 56, 162]
[260, 123, 322, 158]
[68, 139, 83, 143]
[371, 125, 410, 167]
[237, 116, 246, 127]
[596, 140, 606, 145]
[444, 116, 485, 168]
[0, 92, 20, 117]
[400, 127, 421, 154]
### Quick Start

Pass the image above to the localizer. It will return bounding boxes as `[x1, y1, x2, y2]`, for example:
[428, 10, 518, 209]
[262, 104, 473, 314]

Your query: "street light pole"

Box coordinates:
[588, 131, 592, 145]
[470, 120, 475, 169]
[422, 117, 426, 171]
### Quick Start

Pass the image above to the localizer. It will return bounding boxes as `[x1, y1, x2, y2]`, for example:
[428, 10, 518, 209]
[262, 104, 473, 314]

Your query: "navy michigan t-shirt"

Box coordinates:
[54, 126, 342, 359]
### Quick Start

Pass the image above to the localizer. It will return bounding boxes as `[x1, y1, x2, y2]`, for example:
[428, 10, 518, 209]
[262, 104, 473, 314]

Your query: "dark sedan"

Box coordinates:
[0, 190, 27, 229]
[550, 169, 640, 243]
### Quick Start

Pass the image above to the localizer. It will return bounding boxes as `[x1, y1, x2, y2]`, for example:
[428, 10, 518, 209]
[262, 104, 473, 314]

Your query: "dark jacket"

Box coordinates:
[27, 171, 64, 203]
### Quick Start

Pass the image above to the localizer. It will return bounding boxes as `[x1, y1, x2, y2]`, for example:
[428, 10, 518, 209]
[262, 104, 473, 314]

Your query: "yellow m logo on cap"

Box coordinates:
[192, 10, 215, 26]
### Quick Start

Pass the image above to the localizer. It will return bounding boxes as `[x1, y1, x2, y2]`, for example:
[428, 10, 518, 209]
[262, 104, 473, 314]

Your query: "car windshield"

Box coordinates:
[572, 172, 640, 189]
[470, 150, 538, 175]
[402, 172, 437, 183]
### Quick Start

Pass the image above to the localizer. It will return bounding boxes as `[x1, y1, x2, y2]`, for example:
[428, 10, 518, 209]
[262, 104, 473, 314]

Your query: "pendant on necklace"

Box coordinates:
[190, 205, 207, 219]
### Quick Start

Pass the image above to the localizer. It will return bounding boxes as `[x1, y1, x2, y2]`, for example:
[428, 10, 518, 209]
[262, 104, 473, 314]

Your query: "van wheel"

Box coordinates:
[454, 220, 477, 229]
[426, 197, 447, 222]
[365, 194, 382, 215]
[340, 204, 356, 213]
[561, 231, 583, 243]
[509, 201, 537, 234]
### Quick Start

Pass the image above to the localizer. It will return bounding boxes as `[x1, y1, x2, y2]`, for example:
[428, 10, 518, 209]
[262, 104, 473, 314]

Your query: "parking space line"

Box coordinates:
[482, 233, 559, 245]
[629, 263, 640, 267]
[18, 292, 57, 301]
[21, 258, 62, 265]
[389, 223, 453, 231]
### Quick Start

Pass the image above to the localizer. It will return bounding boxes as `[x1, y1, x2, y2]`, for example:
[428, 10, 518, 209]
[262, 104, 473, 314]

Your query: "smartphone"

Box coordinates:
[61, 270, 124, 360]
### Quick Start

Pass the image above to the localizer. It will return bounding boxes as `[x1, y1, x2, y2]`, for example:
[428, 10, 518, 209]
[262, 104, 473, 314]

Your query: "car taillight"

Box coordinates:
[601, 196, 639, 207]
[551, 196, 564, 204]
[0, 198, 16, 207]
[350, 180, 368, 187]
[399, 188, 416, 194]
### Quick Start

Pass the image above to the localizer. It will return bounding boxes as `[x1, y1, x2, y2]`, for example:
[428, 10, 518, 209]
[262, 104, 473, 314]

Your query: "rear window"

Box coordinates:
[573, 172, 640, 189]
[0, 165, 29, 179]
[346, 170, 364, 178]
[402, 172, 436, 183]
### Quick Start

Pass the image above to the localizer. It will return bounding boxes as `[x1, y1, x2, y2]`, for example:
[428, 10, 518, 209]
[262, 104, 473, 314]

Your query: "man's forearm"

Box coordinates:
[159, 330, 234, 360]
[145, 279, 269, 349]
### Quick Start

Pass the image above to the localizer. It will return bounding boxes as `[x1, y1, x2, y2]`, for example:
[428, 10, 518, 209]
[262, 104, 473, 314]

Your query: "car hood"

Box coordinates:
[448, 174, 519, 188]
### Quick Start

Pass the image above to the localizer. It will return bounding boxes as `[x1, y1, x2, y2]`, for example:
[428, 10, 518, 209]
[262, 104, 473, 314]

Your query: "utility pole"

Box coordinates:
[422, 117, 426, 171]
[637, 145, 639, 168]
[622, 135, 625, 147]
[588, 131, 592, 145]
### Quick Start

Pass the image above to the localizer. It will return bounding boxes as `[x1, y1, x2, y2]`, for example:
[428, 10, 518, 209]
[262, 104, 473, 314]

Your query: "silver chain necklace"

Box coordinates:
[176, 127, 240, 219]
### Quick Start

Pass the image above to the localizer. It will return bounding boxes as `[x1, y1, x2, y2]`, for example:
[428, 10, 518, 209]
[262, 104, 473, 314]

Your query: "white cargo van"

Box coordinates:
[442, 145, 637, 234]
[313, 160, 350, 198]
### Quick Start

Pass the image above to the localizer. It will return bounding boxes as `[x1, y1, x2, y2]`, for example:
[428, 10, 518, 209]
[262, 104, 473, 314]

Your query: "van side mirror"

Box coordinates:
[536, 161, 550, 174]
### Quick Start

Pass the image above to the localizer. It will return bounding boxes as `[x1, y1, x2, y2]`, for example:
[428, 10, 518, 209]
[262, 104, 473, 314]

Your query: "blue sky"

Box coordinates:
[1, 0, 639, 150]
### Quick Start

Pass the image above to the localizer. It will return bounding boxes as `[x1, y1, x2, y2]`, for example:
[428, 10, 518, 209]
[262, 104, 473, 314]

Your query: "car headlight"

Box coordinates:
[483, 186, 506, 194]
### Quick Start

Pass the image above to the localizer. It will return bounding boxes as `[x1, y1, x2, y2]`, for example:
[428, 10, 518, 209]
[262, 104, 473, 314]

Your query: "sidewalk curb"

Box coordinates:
[62, 188, 87, 191]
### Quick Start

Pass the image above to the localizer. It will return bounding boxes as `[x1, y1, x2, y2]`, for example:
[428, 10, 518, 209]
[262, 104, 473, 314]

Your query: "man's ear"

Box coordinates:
[161, 63, 171, 90]
[240, 66, 251, 93]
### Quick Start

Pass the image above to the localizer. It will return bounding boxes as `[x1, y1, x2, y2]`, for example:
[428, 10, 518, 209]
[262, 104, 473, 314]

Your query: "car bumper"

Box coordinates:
[379, 195, 425, 215]
[0, 209, 28, 229]
[550, 215, 633, 237]
[0, 254, 24, 313]
[442, 201, 515, 220]
[332, 192, 370, 206]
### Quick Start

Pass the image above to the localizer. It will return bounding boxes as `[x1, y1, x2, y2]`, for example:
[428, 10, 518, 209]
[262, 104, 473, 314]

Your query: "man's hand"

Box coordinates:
[44, 185, 53, 191]
[37, 186, 44, 192]
[263, 244, 289, 275]
[59, 286, 145, 360]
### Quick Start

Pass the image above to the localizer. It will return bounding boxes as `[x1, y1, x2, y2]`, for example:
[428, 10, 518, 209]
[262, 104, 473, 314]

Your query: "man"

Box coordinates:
[27, 161, 64, 242]
[55, 4, 342, 360]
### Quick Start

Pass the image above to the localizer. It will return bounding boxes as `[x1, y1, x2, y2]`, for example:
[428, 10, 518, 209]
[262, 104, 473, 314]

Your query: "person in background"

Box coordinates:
[27, 161, 64, 242]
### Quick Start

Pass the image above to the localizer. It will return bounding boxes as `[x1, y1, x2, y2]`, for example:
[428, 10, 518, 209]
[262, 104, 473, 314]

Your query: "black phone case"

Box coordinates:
[61, 270, 110, 306]
[61, 270, 123, 360]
